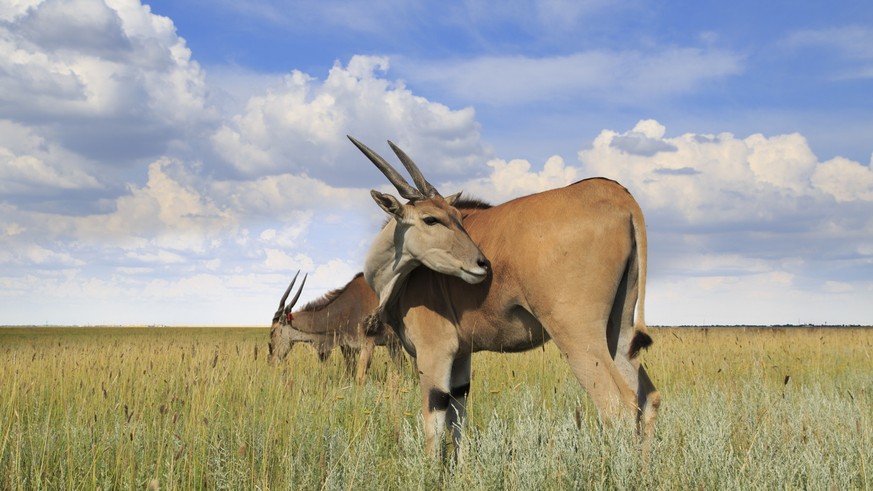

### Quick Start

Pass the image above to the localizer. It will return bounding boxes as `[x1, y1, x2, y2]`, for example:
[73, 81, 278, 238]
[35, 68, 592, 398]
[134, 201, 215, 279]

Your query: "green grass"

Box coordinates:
[1, 326, 871, 489]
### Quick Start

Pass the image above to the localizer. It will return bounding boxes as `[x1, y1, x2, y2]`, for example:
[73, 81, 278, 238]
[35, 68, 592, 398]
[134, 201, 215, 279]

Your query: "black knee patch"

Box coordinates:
[628, 331, 653, 358]
[451, 382, 470, 399]
[428, 389, 451, 412]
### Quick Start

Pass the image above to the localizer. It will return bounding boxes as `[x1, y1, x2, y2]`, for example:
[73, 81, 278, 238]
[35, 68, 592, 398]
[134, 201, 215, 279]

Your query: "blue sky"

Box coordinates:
[1, 0, 871, 326]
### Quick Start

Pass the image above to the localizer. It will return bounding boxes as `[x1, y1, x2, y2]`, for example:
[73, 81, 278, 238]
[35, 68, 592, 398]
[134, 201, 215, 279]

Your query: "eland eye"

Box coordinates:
[423, 216, 439, 226]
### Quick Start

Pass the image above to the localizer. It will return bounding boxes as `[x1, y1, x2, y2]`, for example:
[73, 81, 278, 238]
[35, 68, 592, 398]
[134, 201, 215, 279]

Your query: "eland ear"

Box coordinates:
[445, 192, 462, 206]
[371, 190, 405, 218]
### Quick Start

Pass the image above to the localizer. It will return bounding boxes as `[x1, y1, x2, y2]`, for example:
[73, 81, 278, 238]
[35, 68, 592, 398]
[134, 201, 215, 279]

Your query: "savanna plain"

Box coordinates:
[1, 326, 871, 490]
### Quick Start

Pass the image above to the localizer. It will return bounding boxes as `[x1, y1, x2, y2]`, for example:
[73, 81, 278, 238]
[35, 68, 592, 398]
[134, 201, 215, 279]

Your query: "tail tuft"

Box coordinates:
[628, 331, 653, 358]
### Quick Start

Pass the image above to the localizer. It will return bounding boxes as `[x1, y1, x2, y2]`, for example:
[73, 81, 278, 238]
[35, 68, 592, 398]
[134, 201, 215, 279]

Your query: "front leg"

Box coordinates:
[340, 346, 360, 378]
[416, 348, 456, 457]
[355, 336, 377, 384]
[447, 353, 471, 454]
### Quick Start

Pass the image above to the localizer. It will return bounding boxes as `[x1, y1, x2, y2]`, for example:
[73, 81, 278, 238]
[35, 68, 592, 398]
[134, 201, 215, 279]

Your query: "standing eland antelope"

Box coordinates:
[349, 136, 659, 456]
[268, 271, 404, 382]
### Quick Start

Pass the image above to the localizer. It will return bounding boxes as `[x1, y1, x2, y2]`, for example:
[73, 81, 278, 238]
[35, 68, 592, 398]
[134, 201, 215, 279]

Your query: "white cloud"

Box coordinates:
[0, 1, 41, 21]
[211, 56, 488, 184]
[70, 157, 232, 251]
[453, 155, 579, 203]
[124, 249, 185, 265]
[311, 258, 359, 283]
[811, 156, 873, 202]
[0, 0, 215, 167]
[648, 273, 872, 326]
[263, 249, 313, 271]
[397, 48, 744, 106]
[576, 119, 873, 222]
[4, 222, 25, 236]
[0, 147, 100, 193]
[0, 0, 870, 327]
[568, 120, 872, 324]
[746, 133, 817, 193]
[823, 281, 853, 294]
[661, 253, 775, 277]
[23, 245, 85, 267]
[257, 220, 310, 249]
[0, 120, 101, 195]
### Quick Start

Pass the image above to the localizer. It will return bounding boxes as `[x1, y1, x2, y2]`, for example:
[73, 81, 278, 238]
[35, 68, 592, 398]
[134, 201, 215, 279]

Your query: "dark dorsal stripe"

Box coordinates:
[454, 195, 492, 210]
[378, 194, 493, 230]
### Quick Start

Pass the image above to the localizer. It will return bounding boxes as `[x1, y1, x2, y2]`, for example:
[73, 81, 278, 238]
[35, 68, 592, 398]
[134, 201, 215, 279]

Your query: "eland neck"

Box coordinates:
[364, 218, 420, 312]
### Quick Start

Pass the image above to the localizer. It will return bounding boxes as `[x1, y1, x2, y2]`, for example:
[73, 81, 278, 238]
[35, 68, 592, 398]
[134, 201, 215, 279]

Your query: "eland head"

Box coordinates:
[268, 270, 307, 365]
[348, 136, 490, 285]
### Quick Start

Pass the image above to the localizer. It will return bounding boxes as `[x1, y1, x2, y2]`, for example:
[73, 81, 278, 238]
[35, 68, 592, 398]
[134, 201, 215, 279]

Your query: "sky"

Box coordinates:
[1, 0, 872, 326]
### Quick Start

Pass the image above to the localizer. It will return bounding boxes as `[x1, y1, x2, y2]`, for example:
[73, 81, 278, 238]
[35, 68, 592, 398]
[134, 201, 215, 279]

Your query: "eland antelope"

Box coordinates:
[349, 136, 660, 455]
[268, 271, 404, 382]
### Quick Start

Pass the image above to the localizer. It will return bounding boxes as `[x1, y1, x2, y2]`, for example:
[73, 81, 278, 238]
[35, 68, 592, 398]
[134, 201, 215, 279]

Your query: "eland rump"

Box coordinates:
[350, 136, 659, 455]
[268, 271, 404, 382]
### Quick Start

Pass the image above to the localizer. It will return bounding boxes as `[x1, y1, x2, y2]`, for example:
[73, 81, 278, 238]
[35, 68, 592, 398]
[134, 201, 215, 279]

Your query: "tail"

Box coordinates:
[628, 206, 652, 358]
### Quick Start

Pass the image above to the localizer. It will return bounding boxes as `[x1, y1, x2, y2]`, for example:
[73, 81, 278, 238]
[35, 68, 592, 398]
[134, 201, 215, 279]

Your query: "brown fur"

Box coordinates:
[299, 273, 366, 313]
[268, 273, 404, 381]
[367, 177, 659, 455]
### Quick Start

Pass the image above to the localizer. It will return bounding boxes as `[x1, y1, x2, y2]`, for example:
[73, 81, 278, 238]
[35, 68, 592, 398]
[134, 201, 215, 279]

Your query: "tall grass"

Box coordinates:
[1, 326, 870, 489]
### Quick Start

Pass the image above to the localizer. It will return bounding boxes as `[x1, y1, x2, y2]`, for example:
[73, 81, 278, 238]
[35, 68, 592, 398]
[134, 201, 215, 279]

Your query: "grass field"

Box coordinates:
[1, 326, 871, 489]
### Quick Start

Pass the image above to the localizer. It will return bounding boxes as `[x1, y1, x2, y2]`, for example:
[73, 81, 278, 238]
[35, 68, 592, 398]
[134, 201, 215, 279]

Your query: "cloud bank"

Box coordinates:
[0, 0, 870, 326]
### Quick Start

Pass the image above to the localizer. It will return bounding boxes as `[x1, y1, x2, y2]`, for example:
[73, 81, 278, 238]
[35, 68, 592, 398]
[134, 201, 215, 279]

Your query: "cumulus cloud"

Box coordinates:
[575, 120, 872, 320]
[0, 2, 498, 325]
[0, 119, 101, 190]
[0, 153, 363, 324]
[430, 119, 871, 325]
[577, 120, 866, 223]
[610, 120, 678, 156]
[65, 157, 232, 252]
[0, 145, 101, 195]
[590, 120, 873, 208]
[22, 244, 85, 267]
[263, 249, 313, 271]
[0, 0, 215, 166]
[211, 56, 489, 185]
[1, 0, 869, 326]
[452, 155, 579, 203]
[811, 156, 873, 202]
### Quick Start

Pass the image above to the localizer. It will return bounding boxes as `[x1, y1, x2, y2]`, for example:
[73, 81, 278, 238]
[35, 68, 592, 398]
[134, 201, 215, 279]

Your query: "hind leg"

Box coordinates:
[543, 311, 639, 427]
[609, 276, 659, 440]
[637, 365, 660, 440]
[614, 336, 660, 439]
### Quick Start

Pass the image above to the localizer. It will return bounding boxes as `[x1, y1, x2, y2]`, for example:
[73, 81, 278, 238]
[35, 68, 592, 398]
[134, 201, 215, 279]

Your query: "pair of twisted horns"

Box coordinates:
[348, 136, 440, 201]
[277, 270, 307, 315]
